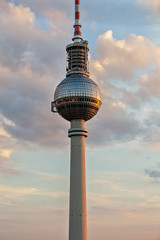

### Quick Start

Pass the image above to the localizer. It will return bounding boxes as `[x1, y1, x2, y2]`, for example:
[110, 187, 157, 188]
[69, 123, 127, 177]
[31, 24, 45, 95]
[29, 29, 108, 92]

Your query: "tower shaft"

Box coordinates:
[68, 119, 88, 240]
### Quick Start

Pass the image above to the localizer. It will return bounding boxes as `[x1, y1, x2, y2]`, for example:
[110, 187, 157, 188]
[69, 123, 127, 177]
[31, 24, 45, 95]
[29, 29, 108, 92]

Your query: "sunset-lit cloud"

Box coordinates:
[138, 0, 160, 15]
[90, 30, 156, 79]
[0, 149, 12, 158]
[0, 1, 160, 149]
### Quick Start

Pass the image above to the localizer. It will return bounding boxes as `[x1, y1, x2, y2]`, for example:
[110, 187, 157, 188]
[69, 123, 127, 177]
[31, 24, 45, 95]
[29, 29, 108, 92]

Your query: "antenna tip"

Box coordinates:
[74, 0, 82, 42]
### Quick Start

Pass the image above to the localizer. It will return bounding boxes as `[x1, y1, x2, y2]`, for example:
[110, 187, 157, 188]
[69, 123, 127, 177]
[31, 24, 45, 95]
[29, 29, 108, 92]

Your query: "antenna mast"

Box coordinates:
[73, 0, 83, 42]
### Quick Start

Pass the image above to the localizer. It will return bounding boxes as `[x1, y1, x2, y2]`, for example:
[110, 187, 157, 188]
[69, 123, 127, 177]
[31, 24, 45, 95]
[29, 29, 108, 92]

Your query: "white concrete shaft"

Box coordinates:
[68, 119, 88, 240]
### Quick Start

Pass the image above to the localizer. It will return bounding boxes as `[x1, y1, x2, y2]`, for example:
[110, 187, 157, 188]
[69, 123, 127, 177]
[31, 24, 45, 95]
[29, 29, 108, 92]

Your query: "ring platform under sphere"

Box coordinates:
[54, 74, 102, 121]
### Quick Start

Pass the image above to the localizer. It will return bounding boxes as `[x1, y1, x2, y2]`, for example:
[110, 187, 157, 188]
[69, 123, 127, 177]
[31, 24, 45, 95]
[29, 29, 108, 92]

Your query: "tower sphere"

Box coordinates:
[54, 74, 101, 121]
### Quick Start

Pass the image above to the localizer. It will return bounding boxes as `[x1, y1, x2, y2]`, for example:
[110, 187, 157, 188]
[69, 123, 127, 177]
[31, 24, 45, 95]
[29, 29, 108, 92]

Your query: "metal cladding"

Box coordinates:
[54, 75, 102, 121]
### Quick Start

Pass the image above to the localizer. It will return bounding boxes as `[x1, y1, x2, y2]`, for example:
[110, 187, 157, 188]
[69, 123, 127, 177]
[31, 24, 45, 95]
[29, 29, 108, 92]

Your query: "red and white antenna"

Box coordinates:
[73, 0, 83, 42]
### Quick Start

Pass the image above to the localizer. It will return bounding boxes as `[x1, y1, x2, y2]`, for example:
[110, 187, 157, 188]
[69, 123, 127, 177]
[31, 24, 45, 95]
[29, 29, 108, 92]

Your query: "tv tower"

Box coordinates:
[51, 1, 102, 240]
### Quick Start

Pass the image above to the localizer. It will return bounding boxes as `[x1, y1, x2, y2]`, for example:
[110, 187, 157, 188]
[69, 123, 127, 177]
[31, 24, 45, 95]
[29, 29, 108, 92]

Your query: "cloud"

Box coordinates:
[0, 184, 68, 202]
[0, 1, 69, 150]
[0, 1, 160, 152]
[14, 0, 73, 22]
[90, 31, 160, 108]
[143, 110, 160, 146]
[138, 70, 160, 99]
[90, 30, 155, 80]
[145, 163, 160, 182]
[87, 30, 160, 146]
[20, 168, 65, 181]
[87, 98, 143, 146]
[138, 0, 160, 15]
[0, 185, 39, 196]
[0, 120, 19, 174]
[145, 169, 160, 178]
[0, 155, 18, 175]
[0, 184, 40, 203]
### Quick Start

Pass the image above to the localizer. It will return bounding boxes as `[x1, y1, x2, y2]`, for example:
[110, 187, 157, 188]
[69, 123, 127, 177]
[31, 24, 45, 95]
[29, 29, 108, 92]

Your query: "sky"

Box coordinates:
[0, 0, 160, 239]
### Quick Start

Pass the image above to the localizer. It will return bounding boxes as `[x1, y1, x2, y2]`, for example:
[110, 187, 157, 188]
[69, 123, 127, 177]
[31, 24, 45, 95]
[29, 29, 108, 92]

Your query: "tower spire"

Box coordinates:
[73, 0, 83, 42]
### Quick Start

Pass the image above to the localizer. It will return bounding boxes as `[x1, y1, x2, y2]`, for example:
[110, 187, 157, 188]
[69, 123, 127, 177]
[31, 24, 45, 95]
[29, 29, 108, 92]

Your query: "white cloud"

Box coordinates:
[87, 30, 160, 146]
[90, 30, 156, 79]
[138, 70, 160, 98]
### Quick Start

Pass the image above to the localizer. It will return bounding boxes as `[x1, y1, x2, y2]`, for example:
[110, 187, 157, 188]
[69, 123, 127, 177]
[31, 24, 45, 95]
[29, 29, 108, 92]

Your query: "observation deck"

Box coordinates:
[52, 75, 101, 121]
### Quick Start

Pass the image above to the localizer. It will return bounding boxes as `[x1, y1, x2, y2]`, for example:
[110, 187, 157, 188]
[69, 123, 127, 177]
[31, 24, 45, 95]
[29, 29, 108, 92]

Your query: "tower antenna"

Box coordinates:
[73, 0, 83, 42]
[51, 1, 102, 240]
